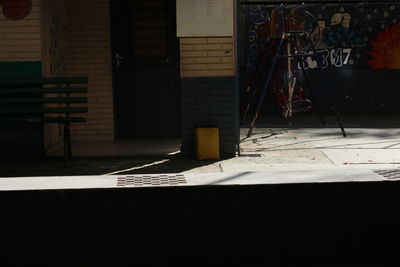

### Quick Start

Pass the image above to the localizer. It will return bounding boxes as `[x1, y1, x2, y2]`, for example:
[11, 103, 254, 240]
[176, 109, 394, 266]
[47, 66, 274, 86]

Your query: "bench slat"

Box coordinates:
[0, 97, 88, 104]
[0, 77, 88, 85]
[0, 107, 88, 114]
[0, 117, 86, 123]
[0, 87, 88, 94]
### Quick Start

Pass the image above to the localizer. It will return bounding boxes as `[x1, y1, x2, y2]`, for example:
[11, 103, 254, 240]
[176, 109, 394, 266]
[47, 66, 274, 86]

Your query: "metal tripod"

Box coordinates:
[246, 31, 347, 138]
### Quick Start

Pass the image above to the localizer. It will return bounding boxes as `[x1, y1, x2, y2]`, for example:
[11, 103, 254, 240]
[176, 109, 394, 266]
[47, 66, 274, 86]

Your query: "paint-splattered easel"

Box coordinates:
[244, 4, 347, 138]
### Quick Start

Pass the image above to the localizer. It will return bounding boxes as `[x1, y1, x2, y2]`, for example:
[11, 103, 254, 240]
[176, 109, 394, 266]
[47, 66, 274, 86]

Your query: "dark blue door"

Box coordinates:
[111, 0, 180, 138]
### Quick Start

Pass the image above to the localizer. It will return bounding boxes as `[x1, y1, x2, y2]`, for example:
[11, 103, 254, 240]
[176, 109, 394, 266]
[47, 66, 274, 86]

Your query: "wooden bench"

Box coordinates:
[0, 77, 88, 162]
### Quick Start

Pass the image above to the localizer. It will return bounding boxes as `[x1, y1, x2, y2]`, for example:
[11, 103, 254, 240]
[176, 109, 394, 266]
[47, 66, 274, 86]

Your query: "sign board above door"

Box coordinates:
[176, 0, 233, 37]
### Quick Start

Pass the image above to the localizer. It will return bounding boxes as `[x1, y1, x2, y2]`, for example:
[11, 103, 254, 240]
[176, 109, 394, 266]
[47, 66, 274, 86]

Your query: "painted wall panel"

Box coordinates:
[245, 2, 400, 71]
[177, 0, 234, 37]
[241, 2, 400, 115]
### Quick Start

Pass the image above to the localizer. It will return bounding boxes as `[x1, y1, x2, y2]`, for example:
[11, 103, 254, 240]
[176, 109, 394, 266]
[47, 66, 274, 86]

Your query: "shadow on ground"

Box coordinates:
[242, 115, 400, 129]
[0, 155, 219, 177]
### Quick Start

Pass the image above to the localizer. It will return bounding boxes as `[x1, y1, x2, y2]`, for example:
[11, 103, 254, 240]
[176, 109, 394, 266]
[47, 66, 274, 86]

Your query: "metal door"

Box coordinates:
[111, 0, 180, 138]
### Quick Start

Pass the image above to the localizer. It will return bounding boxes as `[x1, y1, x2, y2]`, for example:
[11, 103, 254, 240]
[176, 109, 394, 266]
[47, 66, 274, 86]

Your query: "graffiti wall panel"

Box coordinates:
[246, 2, 400, 70]
[242, 2, 400, 115]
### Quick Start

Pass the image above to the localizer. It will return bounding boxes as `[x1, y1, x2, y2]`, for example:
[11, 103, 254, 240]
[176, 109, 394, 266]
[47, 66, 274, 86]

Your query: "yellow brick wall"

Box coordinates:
[0, 0, 41, 62]
[65, 0, 114, 139]
[40, 0, 67, 151]
[180, 37, 235, 78]
[41, 0, 67, 77]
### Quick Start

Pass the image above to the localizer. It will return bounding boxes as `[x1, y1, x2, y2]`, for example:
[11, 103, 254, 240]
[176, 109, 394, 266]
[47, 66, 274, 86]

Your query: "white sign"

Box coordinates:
[177, 0, 233, 37]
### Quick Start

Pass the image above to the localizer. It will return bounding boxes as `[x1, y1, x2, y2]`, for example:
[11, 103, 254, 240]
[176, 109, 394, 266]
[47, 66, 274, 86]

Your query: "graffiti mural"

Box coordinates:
[367, 23, 400, 69]
[244, 2, 400, 71]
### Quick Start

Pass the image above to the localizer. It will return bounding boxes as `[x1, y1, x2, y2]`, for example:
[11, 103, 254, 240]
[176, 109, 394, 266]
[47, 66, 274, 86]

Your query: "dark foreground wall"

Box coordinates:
[1, 181, 400, 267]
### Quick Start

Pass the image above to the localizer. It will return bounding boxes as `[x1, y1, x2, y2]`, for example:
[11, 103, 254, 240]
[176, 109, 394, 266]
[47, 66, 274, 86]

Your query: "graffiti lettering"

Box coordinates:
[330, 48, 343, 67]
[343, 48, 352, 65]
[297, 48, 352, 69]
[320, 50, 330, 68]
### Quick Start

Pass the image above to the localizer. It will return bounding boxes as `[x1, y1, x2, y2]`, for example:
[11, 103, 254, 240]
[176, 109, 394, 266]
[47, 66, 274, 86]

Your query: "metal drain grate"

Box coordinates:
[374, 169, 400, 180]
[117, 174, 187, 187]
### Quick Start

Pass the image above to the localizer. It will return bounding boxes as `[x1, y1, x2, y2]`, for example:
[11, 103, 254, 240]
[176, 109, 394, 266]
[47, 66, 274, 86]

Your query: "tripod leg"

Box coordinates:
[291, 36, 325, 125]
[299, 62, 326, 125]
[308, 37, 346, 137]
[242, 42, 274, 123]
[286, 37, 299, 120]
[242, 90, 255, 123]
[247, 37, 285, 137]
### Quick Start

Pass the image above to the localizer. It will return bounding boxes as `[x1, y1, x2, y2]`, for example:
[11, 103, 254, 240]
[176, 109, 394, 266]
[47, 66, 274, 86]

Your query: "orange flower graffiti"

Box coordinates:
[367, 23, 400, 69]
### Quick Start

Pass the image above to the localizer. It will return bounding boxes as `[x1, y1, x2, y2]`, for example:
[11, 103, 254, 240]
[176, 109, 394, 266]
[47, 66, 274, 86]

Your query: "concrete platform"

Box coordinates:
[1, 168, 398, 192]
[1, 116, 399, 178]
[1, 128, 400, 177]
[237, 127, 400, 170]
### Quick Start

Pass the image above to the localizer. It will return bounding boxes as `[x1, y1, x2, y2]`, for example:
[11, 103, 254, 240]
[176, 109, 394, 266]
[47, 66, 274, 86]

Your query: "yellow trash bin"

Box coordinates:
[194, 127, 220, 160]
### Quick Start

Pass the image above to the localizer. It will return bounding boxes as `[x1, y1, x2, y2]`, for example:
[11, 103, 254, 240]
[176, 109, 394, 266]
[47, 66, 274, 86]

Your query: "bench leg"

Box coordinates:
[63, 124, 72, 165]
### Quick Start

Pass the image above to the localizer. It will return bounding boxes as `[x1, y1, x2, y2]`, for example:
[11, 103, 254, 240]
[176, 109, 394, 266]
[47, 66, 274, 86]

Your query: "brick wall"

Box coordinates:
[0, 0, 41, 62]
[66, 0, 114, 139]
[41, 0, 67, 77]
[180, 37, 238, 158]
[180, 37, 235, 78]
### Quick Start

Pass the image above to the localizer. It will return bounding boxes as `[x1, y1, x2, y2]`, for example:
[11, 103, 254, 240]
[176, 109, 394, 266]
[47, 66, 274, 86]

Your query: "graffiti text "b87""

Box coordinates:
[297, 48, 352, 69]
